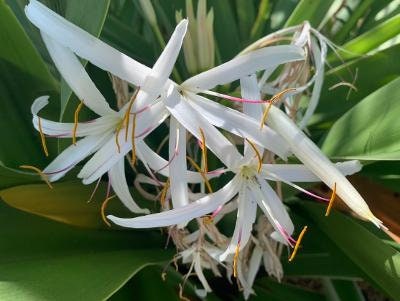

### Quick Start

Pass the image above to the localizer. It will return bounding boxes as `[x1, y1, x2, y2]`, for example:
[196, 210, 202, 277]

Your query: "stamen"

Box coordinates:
[115, 119, 124, 153]
[19, 165, 53, 189]
[325, 183, 337, 217]
[160, 178, 170, 207]
[200, 89, 269, 104]
[88, 177, 102, 203]
[288, 226, 308, 262]
[199, 128, 208, 173]
[38, 117, 49, 157]
[233, 243, 240, 278]
[260, 88, 296, 129]
[186, 156, 213, 193]
[245, 138, 262, 173]
[203, 204, 224, 224]
[131, 113, 137, 165]
[101, 195, 116, 227]
[124, 89, 140, 142]
[72, 100, 84, 145]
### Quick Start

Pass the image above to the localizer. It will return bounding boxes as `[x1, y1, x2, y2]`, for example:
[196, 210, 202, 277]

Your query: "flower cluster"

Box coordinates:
[25, 0, 384, 298]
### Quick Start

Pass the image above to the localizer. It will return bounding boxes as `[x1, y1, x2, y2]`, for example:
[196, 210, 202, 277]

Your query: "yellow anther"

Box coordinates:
[124, 89, 140, 142]
[160, 178, 170, 206]
[186, 156, 213, 193]
[101, 194, 116, 227]
[245, 138, 262, 173]
[199, 128, 208, 173]
[115, 119, 124, 153]
[260, 88, 296, 128]
[325, 183, 337, 217]
[72, 100, 84, 145]
[37, 117, 49, 157]
[202, 215, 213, 225]
[233, 243, 240, 278]
[131, 113, 137, 165]
[289, 225, 308, 262]
[19, 165, 53, 189]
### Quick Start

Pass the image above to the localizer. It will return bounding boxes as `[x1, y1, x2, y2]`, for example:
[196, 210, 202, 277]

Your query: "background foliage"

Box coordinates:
[0, 0, 399, 300]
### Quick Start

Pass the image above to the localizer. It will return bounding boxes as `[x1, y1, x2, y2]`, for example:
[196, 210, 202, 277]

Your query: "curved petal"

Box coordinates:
[25, 0, 151, 86]
[219, 185, 257, 261]
[165, 87, 243, 169]
[44, 132, 112, 181]
[169, 117, 189, 208]
[107, 176, 240, 228]
[78, 101, 169, 184]
[187, 93, 290, 159]
[182, 45, 304, 90]
[267, 106, 382, 227]
[262, 160, 362, 182]
[42, 34, 114, 116]
[109, 159, 150, 214]
[32, 97, 120, 137]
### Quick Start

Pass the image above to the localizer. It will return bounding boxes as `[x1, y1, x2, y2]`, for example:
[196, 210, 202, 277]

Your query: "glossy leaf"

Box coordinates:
[285, 0, 335, 28]
[322, 77, 400, 160]
[295, 202, 400, 301]
[311, 44, 400, 127]
[0, 201, 172, 301]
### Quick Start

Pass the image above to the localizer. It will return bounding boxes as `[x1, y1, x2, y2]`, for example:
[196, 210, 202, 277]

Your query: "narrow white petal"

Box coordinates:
[267, 106, 382, 226]
[219, 185, 257, 261]
[182, 45, 304, 90]
[44, 133, 111, 181]
[42, 34, 114, 116]
[169, 117, 189, 208]
[261, 160, 362, 182]
[78, 101, 169, 183]
[194, 252, 212, 293]
[109, 159, 150, 214]
[107, 176, 240, 228]
[25, 0, 151, 86]
[187, 93, 290, 159]
[243, 246, 263, 300]
[165, 87, 242, 169]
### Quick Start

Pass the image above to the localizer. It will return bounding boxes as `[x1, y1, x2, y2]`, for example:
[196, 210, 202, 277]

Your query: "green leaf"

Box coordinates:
[250, 0, 271, 40]
[59, 0, 110, 119]
[0, 180, 144, 229]
[208, 0, 240, 61]
[295, 202, 400, 301]
[269, 0, 298, 31]
[321, 76, 400, 160]
[0, 0, 58, 169]
[311, 44, 400, 127]
[235, 0, 255, 43]
[323, 279, 365, 301]
[330, 13, 400, 64]
[0, 201, 172, 301]
[284, 0, 335, 28]
[251, 278, 327, 301]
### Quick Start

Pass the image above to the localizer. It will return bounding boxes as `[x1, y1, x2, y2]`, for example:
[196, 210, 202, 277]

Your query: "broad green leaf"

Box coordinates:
[250, 0, 271, 40]
[330, 13, 400, 63]
[358, 0, 397, 34]
[311, 44, 400, 127]
[235, 0, 255, 43]
[295, 202, 400, 301]
[59, 0, 110, 119]
[0, 180, 145, 229]
[0, 201, 172, 301]
[251, 279, 327, 301]
[0, 0, 58, 169]
[269, 0, 298, 30]
[208, 0, 240, 62]
[285, 0, 335, 28]
[321, 77, 400, 160]
[0, 162, 40, 190]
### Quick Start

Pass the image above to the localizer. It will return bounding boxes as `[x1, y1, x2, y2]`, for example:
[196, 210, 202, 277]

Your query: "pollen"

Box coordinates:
[19, 165, 53, 189]
[187, 156, 213, 193]
[246, 138, 262, 173]
[199, 128, 208, 173]
[37, 117, 49, 157]
[289, 225, 308, 262]
[260, 88, 296, 129]
[233, 243, 240, 278]
[325, 183, 337, 217]
[101, 194, 116, 227]
[72, 100, 84, 145]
